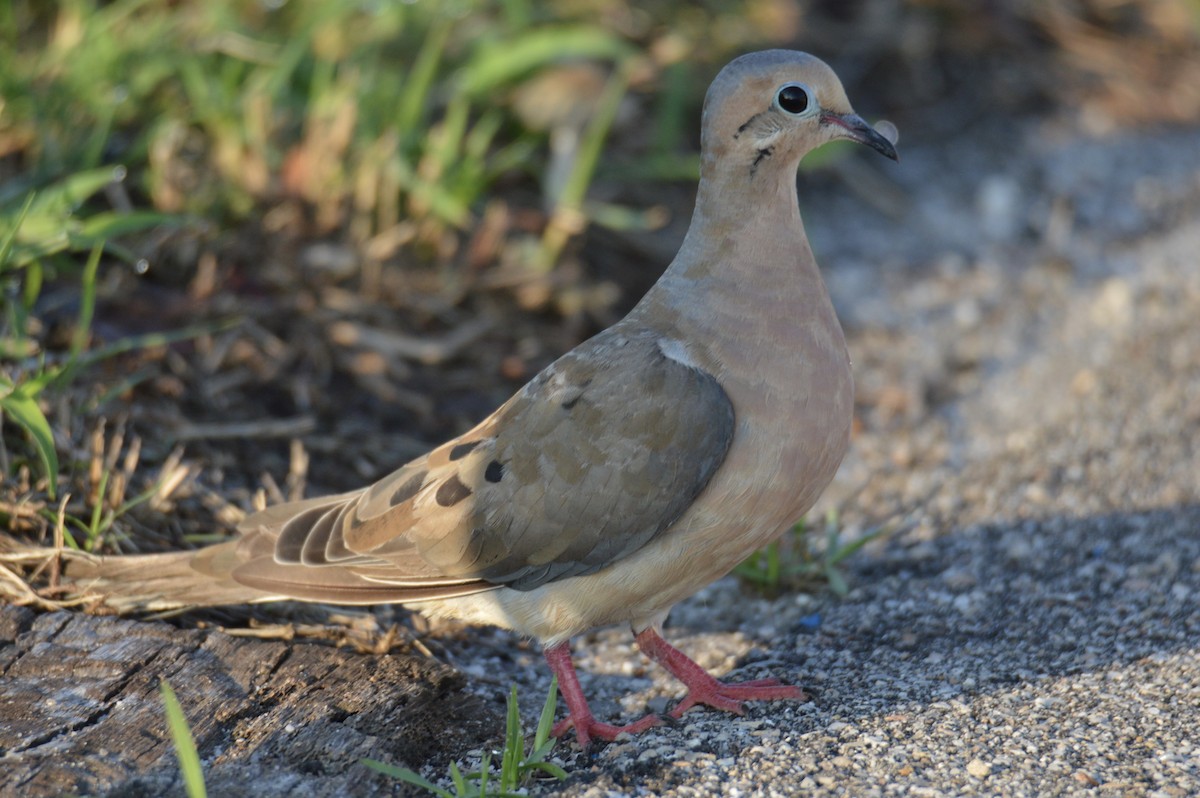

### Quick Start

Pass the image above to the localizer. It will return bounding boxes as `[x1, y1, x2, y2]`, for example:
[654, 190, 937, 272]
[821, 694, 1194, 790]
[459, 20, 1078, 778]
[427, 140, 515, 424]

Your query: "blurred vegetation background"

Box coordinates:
[5, 0, 1198, 269]
[1, 0, 1198, 557]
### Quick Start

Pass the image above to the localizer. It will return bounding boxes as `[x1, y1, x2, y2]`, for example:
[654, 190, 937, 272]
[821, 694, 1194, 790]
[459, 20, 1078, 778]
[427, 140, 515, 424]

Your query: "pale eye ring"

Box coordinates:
[775, 83, 813, 116]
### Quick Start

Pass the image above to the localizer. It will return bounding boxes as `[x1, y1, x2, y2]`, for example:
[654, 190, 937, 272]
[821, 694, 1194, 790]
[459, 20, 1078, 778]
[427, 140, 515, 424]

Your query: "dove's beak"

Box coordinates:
[821, 112, 898, 161]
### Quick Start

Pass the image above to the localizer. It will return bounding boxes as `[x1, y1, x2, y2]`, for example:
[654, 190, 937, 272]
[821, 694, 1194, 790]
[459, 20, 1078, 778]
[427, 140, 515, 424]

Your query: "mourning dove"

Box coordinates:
[52, 50, 898, 750]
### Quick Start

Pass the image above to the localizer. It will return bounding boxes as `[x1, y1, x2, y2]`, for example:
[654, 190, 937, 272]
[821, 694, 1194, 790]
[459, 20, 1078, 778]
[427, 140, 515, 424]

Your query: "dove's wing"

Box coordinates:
[227, 324, 735, 603]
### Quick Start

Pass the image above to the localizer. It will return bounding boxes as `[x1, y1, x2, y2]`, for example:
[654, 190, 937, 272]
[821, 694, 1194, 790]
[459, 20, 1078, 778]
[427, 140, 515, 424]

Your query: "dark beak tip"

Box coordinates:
[824, 112, 899, 162]
[863, 127, 899, 162]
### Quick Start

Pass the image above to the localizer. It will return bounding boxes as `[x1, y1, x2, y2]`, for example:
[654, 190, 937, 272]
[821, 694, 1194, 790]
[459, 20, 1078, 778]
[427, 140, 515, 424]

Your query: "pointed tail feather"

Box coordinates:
[1, 534, 282, 613]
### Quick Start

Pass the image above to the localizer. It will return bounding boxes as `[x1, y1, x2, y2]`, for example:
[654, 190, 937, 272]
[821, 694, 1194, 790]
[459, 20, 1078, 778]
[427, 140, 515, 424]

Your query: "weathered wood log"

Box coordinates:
[0, 605, 500, 797]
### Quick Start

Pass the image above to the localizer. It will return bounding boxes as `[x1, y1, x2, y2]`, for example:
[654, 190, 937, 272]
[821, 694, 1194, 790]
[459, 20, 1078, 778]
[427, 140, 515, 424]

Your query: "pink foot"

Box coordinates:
[666, 675, 806, 717]
[634, 627, 809, 719]
[549, 710, 662, 746]
[543, 642, 663, 751]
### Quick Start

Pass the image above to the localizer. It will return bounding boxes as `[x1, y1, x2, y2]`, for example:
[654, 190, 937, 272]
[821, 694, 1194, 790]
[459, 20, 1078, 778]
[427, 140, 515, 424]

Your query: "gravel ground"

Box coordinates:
[421, 117, 1200, 797]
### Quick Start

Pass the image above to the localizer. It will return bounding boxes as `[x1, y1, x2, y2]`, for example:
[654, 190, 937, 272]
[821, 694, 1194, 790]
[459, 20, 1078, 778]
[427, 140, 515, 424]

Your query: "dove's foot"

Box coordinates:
[544, 641, 663, 751]
[666, 676, 806, 718]
[634, 627, 809, 719]
[549, 711, 663, 751]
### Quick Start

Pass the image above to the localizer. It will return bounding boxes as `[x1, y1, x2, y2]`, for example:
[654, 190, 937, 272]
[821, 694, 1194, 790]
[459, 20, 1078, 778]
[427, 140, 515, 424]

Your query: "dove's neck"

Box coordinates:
[634, 164, 832, 333]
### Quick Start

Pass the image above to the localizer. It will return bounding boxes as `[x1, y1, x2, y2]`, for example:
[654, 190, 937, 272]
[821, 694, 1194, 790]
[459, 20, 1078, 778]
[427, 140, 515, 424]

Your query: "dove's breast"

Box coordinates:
[417, 258, 853, 644]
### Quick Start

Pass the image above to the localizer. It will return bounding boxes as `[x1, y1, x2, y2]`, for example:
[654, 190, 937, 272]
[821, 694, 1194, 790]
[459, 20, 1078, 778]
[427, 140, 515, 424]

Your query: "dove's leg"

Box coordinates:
[634, 627, 808, 719]
[543, 641, 662, 751]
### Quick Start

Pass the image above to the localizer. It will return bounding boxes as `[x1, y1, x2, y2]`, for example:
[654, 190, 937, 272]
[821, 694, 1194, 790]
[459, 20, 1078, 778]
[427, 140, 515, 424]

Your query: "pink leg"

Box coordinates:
[634, 627, 809, 719]
[543, 641, 662, 751]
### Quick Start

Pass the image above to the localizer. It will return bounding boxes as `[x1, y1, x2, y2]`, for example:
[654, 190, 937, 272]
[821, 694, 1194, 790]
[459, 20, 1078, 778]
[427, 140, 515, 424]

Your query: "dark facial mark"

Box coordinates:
[449, 440, 482, 461]
[389, 471, 427, 508]
[436, 474, 473, 507]
[734, 112, 764, 139]
[485, 460, 504, 483]
[751, 146, 774, 174]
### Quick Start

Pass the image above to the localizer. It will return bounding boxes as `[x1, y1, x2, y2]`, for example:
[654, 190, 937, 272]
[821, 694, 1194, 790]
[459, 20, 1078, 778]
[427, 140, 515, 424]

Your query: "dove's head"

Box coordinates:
[700, 50, 897, 180]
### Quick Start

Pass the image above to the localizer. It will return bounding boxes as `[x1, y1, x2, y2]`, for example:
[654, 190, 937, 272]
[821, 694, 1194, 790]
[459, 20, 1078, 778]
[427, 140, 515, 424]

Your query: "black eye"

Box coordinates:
[776, 84, 811, 115]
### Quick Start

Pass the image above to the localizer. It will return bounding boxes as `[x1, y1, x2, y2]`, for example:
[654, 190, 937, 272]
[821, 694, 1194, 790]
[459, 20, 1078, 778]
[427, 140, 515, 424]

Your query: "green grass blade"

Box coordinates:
[477, 752, 490, 795]
[433, 95, 471, 174]
[58, 514, 90, 550]
[449, 759, 467, 793]
[0, 193, 35, 272]
[823, 507, 841, 538]
[464, 110, 503, 164]
[826, 567, 849, 597]
[502, 684, 521, 790]
[733, 550, 767, 586]
[159, 680, 207, 798]
[24, 318, 238, 406]
[0, 384, 59, 499]
[86, 365, 158, 412]
[360, 759, 453, 798]
[825, 526, 888, 566]
[396, 16, 452, 138]
[533, 675, 558, 753]
[20, 260, 42, 309]
[766, 541, 782, 586]
[77, 318, 238, 369]
[70, 243, 103, 362]
[86, 467, 112, 549]
[525, 760, 569, 780]
[651, 61, 692, 157]
[76, 210, 182, 240]
[81, 95, 118, 170]
[22, 167, 122, 220]
[458, 27, 631, 95]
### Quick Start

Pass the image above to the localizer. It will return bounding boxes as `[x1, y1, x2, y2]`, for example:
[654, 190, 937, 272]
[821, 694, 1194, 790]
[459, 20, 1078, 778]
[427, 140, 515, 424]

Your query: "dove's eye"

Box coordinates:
[775, 83, 813, 116]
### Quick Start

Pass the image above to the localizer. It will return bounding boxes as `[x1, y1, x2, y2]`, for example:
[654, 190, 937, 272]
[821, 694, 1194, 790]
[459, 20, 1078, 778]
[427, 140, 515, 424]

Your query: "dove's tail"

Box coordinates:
[0, 534, 282, 613]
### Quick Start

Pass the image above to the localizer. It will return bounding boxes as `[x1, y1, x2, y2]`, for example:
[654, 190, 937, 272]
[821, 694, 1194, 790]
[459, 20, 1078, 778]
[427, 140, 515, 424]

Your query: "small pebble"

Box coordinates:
[967, 759, 992, 779]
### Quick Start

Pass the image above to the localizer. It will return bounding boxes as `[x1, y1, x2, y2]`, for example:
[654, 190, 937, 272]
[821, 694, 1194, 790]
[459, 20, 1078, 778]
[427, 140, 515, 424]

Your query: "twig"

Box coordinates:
[170, 416, 317, 442]
[48, 494, 68, 590]
[259, 471, 286, 507]
[327, 318, 493, 366]
[286, 439, 309, 503]
[87, 418, 106, 507]
[0, 498, 46, 523]
[0, 559, 96, 611]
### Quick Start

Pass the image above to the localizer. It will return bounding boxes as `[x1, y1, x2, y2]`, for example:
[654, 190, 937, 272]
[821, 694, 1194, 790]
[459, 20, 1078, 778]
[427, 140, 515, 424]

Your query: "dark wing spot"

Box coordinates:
[484, 460, 504, 483]
[388, 471, 427, 508]
[435, 474, 473, 507]
[449, 440, 482, 461]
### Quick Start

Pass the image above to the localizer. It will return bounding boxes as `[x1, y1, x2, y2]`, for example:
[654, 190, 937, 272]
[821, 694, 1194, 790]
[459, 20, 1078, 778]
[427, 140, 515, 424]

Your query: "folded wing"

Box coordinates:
[228, 325, 736, 604]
